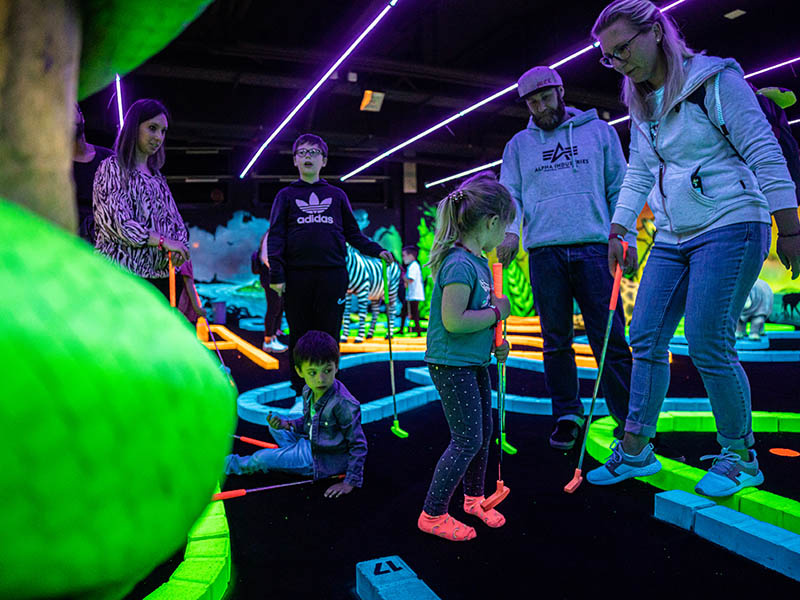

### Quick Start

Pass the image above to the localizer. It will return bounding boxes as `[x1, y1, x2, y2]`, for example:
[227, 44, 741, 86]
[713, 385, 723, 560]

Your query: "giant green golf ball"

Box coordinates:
[0, 201, 236, 598]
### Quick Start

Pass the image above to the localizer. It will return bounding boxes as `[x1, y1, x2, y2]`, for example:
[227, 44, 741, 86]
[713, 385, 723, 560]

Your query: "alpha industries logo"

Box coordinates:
[542, 143, 579, 163]
[296, 192, 334, 224]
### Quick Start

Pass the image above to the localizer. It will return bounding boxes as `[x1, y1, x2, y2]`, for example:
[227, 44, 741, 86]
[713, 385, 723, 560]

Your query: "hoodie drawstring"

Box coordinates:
[568, 121, 576, 171]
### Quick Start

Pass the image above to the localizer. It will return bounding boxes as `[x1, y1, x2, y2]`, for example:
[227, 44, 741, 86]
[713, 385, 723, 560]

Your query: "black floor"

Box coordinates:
[128, 325, 800, 599]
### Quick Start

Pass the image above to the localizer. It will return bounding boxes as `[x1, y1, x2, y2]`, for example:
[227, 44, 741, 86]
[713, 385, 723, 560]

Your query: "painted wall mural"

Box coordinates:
[188, 203, 800, 330]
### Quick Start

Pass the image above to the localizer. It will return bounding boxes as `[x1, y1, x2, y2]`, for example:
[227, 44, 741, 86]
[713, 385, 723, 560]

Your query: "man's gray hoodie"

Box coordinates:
[500, 106, 635, 249]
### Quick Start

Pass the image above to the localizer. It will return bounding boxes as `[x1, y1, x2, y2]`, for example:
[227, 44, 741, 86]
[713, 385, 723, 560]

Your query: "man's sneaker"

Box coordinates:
[586, 440, 662, 485]
[262, 337, 288, 353]
[694, 448, 764, 497]
[549, 418, 583, 450]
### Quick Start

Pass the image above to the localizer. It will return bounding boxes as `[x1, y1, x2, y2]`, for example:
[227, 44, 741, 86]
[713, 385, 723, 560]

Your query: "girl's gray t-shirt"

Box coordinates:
[425, 247, 494, 367]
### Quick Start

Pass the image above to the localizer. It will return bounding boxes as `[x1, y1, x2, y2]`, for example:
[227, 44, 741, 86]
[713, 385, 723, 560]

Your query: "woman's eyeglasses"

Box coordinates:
[295, 148, 324, 158]
[599, 29, 646, 68]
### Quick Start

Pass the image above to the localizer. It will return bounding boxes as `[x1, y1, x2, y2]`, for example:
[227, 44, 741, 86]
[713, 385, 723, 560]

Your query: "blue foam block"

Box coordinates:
[695, 505, 800, 581]
[404, 367, 432, 385]
[356, 556, 418, 600]
[375, 579, 441, 600]
[512, 397, 552, 415]
[653, 490, 716, 530]
[694, 505, 751, 549]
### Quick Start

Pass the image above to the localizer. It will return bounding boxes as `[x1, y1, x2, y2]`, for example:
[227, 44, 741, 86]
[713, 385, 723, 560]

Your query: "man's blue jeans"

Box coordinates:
[528, 243, 632, 432]
[626, 222, 770, 449]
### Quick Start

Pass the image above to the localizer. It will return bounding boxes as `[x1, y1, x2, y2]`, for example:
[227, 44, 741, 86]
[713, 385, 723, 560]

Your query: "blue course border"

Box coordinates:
[236, 352, 800, 583]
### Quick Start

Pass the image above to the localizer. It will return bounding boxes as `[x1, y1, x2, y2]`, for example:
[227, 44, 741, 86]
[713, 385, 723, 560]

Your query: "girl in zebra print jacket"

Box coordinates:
[93, 99, 190, 295]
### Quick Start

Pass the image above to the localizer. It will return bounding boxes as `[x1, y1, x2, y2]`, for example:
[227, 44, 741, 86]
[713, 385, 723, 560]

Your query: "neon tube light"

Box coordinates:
[341, 1, 687, 181]
[424, 159, 504, 188]
[115, 74, 124, 128]
[239, 0, 399, 179]
[427, 55, 800, 187]
[744, 55, 800, 79]
[605, 56, 800, 128]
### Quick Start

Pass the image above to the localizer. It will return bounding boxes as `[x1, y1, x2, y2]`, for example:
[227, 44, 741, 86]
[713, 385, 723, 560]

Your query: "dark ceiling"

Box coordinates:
[81, 0, 800, 195]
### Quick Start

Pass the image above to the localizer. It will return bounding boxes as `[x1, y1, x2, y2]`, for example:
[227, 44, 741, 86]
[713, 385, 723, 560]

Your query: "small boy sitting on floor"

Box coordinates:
[224, 330, 367, 498]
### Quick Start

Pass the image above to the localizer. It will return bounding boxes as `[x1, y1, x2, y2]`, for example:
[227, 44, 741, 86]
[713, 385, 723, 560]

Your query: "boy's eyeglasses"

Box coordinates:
[295, 148, 324, 158]
[599, 29, 646, 68]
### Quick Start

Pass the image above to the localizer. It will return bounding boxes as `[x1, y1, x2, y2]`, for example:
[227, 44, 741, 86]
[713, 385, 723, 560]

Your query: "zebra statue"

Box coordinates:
[341, 244, 401, 343]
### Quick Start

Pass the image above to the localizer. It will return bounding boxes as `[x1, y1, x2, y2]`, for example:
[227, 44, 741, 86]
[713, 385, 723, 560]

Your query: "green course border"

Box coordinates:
[586, 412, 800, 533]
[144, 485, 231, 600]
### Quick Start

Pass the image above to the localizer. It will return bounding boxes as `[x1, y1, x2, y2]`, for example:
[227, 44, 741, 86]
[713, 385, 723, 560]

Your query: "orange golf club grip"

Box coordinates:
[168, 251, 176, 307]
[609, 241, 629, 312]
[212, 489, 247, 501]
[492, 263, 503, 347]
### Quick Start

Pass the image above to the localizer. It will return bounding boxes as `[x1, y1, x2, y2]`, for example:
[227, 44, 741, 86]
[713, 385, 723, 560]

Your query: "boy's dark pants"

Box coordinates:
[259, 265, 284, 338]
[284, 267, 349, 394]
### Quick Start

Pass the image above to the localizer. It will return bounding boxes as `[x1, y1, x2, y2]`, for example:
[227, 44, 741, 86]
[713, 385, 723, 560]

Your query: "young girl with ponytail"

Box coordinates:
[417, 171, 515, 541]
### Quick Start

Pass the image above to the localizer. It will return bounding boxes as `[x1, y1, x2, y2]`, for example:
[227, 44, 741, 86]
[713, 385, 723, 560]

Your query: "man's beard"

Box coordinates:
[532, 98, 566, 131]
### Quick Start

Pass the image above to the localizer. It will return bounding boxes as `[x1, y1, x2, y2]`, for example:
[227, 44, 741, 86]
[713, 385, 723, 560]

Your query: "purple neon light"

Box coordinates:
[239, 0, 399, 179]
[115, 74, 124, 128]
[426, 56, 800, 187]
[744, 55, 800, 79]
[424, 159, 503, 188]
[341, 2, 687, 181]
[606, 55, 800, 128]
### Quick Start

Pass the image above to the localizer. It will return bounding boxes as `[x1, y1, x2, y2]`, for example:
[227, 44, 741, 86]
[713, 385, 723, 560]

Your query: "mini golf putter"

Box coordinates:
[384, 258, 408, 438]
[483, 263, 510, 510]
[565, 241, 628, 494]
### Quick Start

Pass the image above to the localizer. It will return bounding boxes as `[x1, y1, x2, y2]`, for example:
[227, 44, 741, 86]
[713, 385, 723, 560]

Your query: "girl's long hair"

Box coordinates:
[592, 0, 696, 122]
[113, 98, 170, 173]
[426, 171, 516, 277]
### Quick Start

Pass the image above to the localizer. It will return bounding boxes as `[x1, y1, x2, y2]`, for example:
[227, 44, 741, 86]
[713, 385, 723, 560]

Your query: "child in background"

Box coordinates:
[254, 229, 287, 353]
[399, 245, 425, 336]
[267, 133, 394, 395]
[418, 172, 515, 541]
[224, 330, 367, 498]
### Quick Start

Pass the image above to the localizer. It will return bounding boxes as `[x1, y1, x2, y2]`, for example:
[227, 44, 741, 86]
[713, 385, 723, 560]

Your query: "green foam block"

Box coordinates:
[147, 580, 211, 600]
[188, 516, 230, 541]
[670, 412, 716, 432]
[171, 558, 228, 597]
[184, 538, 231, 560]
[655, 413, 675, 433]
[751, 412, 779, 431]
[778, 414, 800, 433]
[739, 491, 792, 527]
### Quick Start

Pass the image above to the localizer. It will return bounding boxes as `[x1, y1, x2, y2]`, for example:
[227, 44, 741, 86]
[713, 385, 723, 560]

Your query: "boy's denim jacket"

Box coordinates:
[287, 379, 367, 487]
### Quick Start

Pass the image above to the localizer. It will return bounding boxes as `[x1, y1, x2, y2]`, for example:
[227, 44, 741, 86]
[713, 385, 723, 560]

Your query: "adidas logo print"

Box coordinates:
[296, 192, 334, 224]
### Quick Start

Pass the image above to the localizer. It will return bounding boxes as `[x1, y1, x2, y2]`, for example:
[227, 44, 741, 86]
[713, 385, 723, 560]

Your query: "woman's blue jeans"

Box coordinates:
[626, 222, 770, 449]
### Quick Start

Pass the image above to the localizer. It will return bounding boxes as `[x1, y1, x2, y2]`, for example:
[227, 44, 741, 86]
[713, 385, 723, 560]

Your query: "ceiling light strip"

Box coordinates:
[341, 1, 687, 181]
[239, 0, 399, 179]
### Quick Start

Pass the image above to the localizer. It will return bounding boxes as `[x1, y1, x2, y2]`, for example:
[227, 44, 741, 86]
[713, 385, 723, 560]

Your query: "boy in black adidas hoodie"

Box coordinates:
[267, 134, 394, 395]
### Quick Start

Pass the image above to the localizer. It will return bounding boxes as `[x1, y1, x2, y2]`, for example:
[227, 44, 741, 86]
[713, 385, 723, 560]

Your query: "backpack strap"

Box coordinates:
[683, 72, 745, 162]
